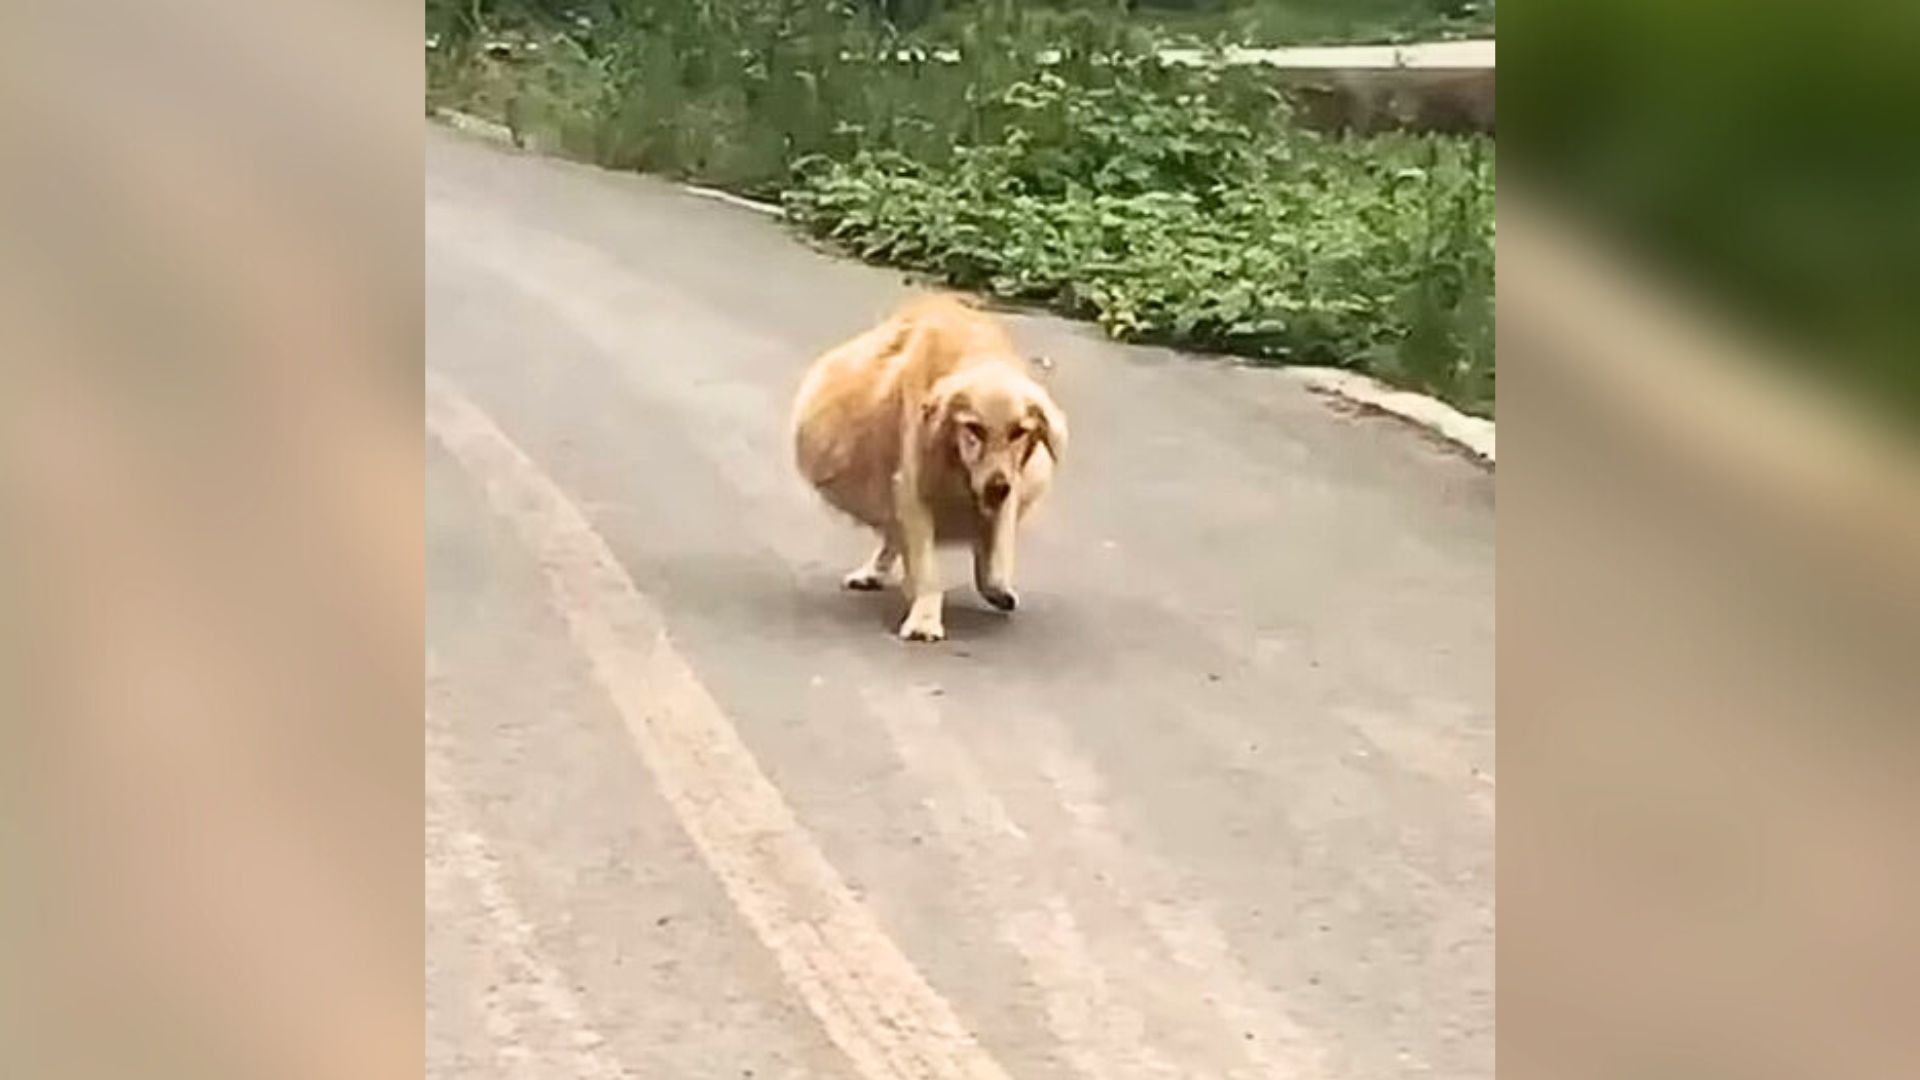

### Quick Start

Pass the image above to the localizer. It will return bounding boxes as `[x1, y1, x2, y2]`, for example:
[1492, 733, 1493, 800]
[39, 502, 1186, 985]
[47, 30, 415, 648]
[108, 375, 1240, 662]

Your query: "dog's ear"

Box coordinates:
[921, 387, 961, 427]
[1028, 393, 1068, 464]
[921, 385, 971, 451]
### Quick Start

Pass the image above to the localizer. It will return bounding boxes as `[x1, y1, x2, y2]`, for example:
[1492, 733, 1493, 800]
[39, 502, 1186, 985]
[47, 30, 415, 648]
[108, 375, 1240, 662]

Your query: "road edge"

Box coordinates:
[1284, 367, 1496, 463]
[428, 108, 1497, 464]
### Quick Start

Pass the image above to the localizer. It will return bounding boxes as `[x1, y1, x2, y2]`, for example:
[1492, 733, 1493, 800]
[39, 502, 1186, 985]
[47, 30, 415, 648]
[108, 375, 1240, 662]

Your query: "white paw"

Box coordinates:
[898, 611, 946, 642]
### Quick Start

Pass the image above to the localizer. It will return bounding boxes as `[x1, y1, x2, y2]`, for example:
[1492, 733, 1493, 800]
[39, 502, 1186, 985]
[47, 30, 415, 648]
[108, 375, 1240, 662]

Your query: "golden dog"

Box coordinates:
[792, 295, 1068, 641]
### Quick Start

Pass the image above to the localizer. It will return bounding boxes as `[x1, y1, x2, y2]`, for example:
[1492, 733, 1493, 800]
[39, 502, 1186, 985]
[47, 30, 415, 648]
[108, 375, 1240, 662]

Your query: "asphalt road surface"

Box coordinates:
[426, 123, 1493, 1080]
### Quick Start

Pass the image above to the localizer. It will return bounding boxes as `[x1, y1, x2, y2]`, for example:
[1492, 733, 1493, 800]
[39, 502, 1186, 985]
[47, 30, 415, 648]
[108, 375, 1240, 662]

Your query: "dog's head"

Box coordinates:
[922, 366, 1068, 513]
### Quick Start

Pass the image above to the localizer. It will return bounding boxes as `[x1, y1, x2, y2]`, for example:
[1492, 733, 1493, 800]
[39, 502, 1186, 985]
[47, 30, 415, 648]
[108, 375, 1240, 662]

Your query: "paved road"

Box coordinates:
[425, 124, 1493, 1080]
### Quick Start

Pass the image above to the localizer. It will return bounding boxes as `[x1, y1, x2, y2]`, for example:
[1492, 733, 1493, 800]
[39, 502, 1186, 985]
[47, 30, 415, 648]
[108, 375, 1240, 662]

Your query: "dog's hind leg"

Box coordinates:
[843, 534, 900, 591]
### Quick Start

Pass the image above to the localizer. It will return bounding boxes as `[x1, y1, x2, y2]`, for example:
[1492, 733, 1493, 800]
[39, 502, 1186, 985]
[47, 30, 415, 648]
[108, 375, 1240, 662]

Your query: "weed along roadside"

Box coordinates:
[426, 1, 1494, 418]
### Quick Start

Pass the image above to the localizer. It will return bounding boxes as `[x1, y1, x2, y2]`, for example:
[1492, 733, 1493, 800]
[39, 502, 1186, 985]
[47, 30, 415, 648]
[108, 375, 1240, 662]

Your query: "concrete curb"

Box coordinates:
[1158, 39, 1494, 71]
[429, 108, 1496, 463]
[436, 108, 516, 144]
[682, 184, 785, 218]
[1285, 367, 1495, 463]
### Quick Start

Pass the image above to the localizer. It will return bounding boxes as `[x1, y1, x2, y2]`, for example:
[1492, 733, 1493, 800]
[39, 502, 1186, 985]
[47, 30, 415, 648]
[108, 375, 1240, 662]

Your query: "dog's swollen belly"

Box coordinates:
[808, 468, 895, 535]
[809, 475, 992, 544]
[791, 401, 897, 530]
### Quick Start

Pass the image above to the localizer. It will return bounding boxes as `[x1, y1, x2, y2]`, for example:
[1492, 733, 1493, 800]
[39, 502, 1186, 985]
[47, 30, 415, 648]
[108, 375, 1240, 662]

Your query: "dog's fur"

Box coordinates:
[792, 294, 1068, 641]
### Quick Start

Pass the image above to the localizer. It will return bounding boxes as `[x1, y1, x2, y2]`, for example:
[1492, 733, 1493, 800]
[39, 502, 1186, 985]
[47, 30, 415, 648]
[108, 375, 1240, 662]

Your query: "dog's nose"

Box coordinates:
[982, 475, 1012, 506]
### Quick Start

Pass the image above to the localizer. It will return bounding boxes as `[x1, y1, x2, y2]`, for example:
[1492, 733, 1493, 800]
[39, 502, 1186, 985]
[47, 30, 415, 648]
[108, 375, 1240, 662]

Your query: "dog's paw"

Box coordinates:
[898, 613, 946, 642]
[979, 585, 1019, 612]
[843, 569, 887, 591]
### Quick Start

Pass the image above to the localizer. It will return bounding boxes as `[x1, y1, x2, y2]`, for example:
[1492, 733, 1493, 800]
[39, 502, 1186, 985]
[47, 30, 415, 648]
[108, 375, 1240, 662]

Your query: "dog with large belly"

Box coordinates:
[792, 294, 1068, 642]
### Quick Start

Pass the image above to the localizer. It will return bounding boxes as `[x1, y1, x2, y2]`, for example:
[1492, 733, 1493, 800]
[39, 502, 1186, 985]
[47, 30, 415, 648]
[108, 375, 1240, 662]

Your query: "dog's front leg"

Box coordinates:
[973, 505, 1019, 612]
[894, 486, 945, 642]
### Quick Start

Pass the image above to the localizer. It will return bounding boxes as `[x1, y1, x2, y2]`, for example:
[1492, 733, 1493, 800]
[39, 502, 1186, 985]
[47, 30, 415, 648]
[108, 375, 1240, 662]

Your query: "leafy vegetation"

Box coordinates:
[786, 70, 1492, 406]
[428, 1, 1495, 415]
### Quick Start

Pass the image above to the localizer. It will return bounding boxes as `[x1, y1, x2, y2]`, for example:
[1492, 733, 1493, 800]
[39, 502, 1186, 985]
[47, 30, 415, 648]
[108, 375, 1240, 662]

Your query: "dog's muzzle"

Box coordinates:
[981, 474, 1013, 508]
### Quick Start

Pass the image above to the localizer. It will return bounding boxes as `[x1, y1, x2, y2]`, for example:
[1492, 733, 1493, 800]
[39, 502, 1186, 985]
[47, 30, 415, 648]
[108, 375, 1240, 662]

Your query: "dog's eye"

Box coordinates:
[962, 421, 988, 441]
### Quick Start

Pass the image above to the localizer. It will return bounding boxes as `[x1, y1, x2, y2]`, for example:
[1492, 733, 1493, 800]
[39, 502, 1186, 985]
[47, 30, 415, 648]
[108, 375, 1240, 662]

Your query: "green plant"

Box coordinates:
[785, 70, 1494, 412]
